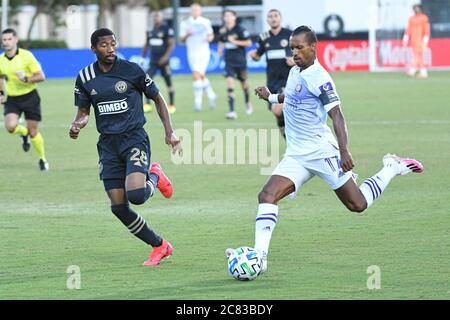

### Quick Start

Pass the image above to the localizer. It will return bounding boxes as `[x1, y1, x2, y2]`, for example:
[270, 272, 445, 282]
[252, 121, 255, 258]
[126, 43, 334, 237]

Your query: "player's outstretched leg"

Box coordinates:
[338, 153, 424, 212]
[359, 153, 423, 208]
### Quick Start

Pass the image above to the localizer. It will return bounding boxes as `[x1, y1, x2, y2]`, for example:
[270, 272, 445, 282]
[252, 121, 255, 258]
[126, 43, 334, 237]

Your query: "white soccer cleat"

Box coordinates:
[226, 111, 238, 120]
[383, 153, 424, 176]
[245, 102, 253, 115]
[417, 69, 428, 79]
[407, 68, 416, 77]
[257, 250, 268, 274]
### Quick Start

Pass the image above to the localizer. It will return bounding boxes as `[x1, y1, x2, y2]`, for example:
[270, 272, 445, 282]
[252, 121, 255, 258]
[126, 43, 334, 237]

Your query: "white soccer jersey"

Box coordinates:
[180, 16, 213, 54]
[283, 59, 341, 158]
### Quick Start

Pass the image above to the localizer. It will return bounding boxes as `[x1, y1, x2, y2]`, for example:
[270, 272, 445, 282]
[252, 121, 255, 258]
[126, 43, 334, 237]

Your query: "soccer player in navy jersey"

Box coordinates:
[250, 9, 294, 138]
[140, 10, 176, 114]
[218, 9, 253, 120]
[69, 28, 182, 267]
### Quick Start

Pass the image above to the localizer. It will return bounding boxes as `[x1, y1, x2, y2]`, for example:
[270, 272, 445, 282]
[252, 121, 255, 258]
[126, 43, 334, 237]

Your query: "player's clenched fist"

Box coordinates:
[254, 86, 271, 101]
[69, 122, 81, 139]
[340, 150, 355, 172]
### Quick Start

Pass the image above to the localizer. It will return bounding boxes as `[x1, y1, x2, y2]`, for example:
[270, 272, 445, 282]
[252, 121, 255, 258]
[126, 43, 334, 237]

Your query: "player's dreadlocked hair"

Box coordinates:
[292, 25, 317, 44]
[90, 28, 115, 47]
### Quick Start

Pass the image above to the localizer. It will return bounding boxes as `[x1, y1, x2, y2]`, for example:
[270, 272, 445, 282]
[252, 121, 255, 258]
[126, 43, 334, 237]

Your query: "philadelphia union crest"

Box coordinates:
[115, 81, 127, 93]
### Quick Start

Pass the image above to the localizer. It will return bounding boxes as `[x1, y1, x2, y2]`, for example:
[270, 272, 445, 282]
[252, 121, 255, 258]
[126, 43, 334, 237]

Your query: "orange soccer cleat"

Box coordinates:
[149, 163, 173, 198]
[143, 239, 173, 266]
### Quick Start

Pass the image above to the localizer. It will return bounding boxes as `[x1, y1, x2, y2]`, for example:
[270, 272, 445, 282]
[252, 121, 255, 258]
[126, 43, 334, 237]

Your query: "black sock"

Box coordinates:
[227, 88, 235, 112]
[243, 87, 250, 104]
[169, 90, 175, 105]
[111, 204, 163, 247]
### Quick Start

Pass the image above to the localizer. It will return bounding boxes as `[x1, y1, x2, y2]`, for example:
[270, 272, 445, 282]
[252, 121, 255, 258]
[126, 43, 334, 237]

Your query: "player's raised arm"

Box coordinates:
[69, 107, 90, 139]
[327, 105, 354, 172]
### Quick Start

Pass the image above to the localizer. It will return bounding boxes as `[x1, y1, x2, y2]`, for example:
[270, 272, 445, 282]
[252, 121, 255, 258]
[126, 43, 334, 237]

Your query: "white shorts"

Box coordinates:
[272, 151, 354, 192]
[187, 50, 210, 74]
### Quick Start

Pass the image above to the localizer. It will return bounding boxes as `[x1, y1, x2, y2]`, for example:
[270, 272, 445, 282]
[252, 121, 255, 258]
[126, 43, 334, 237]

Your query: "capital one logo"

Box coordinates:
[323, 42, 369, 71]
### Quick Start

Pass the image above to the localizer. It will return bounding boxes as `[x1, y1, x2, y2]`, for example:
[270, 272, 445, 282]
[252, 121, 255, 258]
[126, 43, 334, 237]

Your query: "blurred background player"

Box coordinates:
[0, 28, 48, 171]
[140, 10, 176, 114]
[402, 4, 430, 78]
[227, 26, 424, 275]
[179, 3, 217, 112]
[218, 9, 253, 120]
[250, 9, 294, 138]
[69, 28, 182, 266]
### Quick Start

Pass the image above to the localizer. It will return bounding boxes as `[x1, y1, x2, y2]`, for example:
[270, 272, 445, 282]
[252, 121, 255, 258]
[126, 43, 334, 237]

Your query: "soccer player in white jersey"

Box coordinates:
[180, 3, 217, 112]
[226, 26, 424, 275]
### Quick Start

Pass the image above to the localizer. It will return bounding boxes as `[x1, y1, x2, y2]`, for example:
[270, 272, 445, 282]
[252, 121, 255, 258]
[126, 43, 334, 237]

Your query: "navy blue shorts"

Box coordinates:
[224, 64, 247, 81]
[97, 128, 151, 189]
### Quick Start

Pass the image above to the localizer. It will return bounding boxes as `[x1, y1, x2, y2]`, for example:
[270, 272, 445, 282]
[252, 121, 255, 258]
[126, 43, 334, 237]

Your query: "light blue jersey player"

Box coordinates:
[226, 26, 424, 276]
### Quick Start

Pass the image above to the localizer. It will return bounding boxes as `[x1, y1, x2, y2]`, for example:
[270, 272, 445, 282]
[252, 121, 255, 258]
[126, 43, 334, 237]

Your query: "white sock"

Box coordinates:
[254, 203, 278, 255]
[203, 78, 216, 100]
[359, 166, 396, 208]
[193, 80, 203, 110]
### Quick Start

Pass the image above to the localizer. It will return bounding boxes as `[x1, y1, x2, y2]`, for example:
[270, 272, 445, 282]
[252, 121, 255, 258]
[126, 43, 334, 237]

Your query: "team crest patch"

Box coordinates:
[158, 32, 163, 38]
[265, 43, 270, 48]
[280, 39, 289, 47]
[115, 81, 127, 93]
[295, 84, 302, 92]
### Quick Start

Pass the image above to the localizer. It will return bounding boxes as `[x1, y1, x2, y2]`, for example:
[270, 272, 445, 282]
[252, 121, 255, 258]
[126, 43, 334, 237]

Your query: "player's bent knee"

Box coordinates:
[126, 188, 148, 205]
[258, 189, 277, 204]
[5, 125, 15, 133]
[346, 200, 367, 213]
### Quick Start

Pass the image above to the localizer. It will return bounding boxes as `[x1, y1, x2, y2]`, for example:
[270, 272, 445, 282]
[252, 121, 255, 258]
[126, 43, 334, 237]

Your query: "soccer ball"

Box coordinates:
[227, 246, 263, 281]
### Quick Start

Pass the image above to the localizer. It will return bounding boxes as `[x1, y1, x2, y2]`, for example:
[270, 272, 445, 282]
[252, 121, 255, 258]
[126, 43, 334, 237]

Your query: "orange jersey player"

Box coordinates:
[403, 4, 430, 78]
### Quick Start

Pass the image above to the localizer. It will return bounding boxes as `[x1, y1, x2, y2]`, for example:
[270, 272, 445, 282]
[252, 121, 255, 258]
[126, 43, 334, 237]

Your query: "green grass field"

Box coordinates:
[0, 71, 449, 300]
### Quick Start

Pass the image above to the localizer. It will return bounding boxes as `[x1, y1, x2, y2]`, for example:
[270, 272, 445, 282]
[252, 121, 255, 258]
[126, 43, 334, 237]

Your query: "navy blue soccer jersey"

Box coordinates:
[219, 24, 251, 67]
[146, 24, 174, 62]
[74, 58, 159, 134]
[256, 28, 292, 87]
